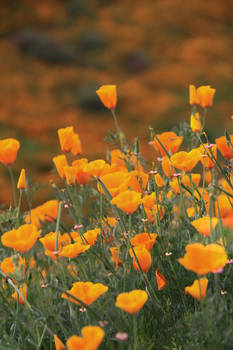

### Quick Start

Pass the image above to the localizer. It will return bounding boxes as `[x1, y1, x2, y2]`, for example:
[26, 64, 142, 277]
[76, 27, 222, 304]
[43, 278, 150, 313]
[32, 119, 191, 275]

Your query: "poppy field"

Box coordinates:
[0, 85, 232, 349]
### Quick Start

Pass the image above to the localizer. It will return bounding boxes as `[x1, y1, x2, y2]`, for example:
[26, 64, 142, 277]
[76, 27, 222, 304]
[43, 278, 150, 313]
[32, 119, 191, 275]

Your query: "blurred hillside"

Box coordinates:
[0, 0, 232, 204]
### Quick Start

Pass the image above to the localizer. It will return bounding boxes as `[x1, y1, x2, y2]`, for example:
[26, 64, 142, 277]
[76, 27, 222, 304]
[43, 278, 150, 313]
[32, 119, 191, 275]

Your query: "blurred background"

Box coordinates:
[0, 0, 232, 205]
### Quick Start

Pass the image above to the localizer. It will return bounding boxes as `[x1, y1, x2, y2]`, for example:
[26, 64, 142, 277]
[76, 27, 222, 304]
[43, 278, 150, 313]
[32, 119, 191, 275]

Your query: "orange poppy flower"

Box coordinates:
[189, 85, 199, 105]
[153, 131, 183, 156]
[154, 173, 165, 188]
[110, 149, 127, 171]
[191, 217, 218, 237]
[53, 155, 68, 179]
[99, 171, 129, 197]
[115, 289, 148, 314]
[0, 255, 26, 276]
[75, 228, 101, 246]
[40, 232, 71, 252]
[26, 200, 58, 228]
[129, 246, 152, 273]
[185, 278, 208, 300]
[162, 156, 175, 177]
[187, 207, 196, 218]
[17, 168, 27, 189]
[111, 190, 141, 214]
[215, 195, 233, 218]
[216, 135, 233, 160]
[142, 192, 161, 209]
[54, 334, 65, 350]
[60, 242, 90, 258]
[66, 326, 104, 350]
[57, 126, 74, 153]
[0, 138, 20, 166]
[182, 173, 201, 188]
[178, 243, 227, 275]
[71, 133, 82, 156]
[130, 233, 157, 251]
[171, 148, 201, 172]
[12, 284, 27, 305]
[127, 170, 148, 193]
[190, 112, 202, 133]
[145, 204, 164, 223]
[222, 217, 233, 229]
[196, 85, 216, 108]
[110, 246, 122, 266]
[96, 85, 117, 110]
[1, 224, 40, 253]
[85, 159, 107, 177]
[155, 269, 167, 291]
[169, 178, 180, 195]
[62, 281, 108, 305]
[63, 166, 78, 185]
[199, 144, 217, 169]
[72, 158, 91, 185]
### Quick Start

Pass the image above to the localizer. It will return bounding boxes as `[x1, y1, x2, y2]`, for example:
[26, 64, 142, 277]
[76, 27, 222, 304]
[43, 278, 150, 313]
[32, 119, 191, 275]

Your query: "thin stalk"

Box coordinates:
[133, 315, 138, 350]
[111, 109, 124, 149]
[16, 189, 23, 227]
[8, 166, 17, 207]
[55, 201, 63, 252]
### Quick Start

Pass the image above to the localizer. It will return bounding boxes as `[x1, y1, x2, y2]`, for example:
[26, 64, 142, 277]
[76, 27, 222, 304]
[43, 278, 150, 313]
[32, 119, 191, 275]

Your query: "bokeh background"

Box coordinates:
[0, 0, 232, 204]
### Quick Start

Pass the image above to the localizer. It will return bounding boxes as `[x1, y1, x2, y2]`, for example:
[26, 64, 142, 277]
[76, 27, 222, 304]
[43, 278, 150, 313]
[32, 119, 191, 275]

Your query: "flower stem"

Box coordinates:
[55, 201, 63, 252]
[8, 166, 17, 207]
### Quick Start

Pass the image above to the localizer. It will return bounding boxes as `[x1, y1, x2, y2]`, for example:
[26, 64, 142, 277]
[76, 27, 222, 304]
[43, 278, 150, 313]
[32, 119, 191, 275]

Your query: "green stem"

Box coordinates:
[16, 189, 23, 227]
[55, 201, 63, 252]
[133, 315, 138, 350]
[111, 109, 124, 149]
[8, 166, 17, 207]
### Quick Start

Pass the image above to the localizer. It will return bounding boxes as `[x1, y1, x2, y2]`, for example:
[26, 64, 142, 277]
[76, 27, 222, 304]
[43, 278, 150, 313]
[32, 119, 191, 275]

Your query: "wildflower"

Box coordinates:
[129, 246, 152, 273]
[39, 232, 71, 252]
[17, 169, 27, 189]
[169, 178, 180, 195]
[98, 171, 129, 197]
[171, 148, 201, 172]
[130, 233, 157, 251]
[85, 159, 107, 177]
[145, 204, 164, 223]
[110, 246, 122, 266]
[154, 173, 165, 188]
[189, 85, 199, 105]
[62, 281, 108, 305]
[190, 112, 202, 133]
[75, 228, 101, 246]
[115, 289, 148, 314]
[127, 170, 148, 192]
[53, 155, 68, 179]
[66, 326, 104, 350]
[162, 156, 175, 177]
[115, 332, 128, 341]
[1, 224, 40, 253]
[153, 131, 183, 156]
[185, 278, 208, 300]
[215, 195, 233, 218]
[182, 173, 201, 188]
[142, 192, 161, 209]
[216, 135, 233, 160]
[63, 166, 78, 185]
[54, 334, 65, 350]
[72, 158, 91, 185]
[178, 243, 227, 275]
[25, 200, 58, 228]
[71, 133, 82, 156]
[0, 138, 20, 166]
[196, 85, 216, 108]
[191, 217, 218, 237]
[58, 126, 74, 153]
[60, 242, 90, 258]
[111, 190, 141, 214]
[12, 284, 27, 305]
[0, 255, 26, 276]
[96, 85, 117, 110]
[155, 269, 167, 291]
[200, 144, 217, 169]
